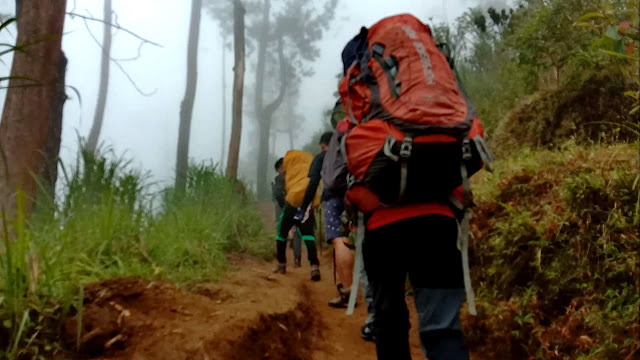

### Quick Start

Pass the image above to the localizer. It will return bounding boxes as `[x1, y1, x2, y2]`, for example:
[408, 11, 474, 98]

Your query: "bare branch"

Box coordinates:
[111, 59, 157, 96]
[82, 18, 157, 96]
[0, 84, 40, 90]
[110, 41, 144, 62]
[67, 11, 162, 47]
[112, 12, 120, 37]
[85, 15, 146, 63]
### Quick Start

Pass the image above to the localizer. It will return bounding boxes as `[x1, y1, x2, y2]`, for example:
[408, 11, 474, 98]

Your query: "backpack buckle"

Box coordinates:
[349, 73, 364, 86]
[400, 138, 413, 158]
[462, 139, 472, 161]
[372, 43, 385, 58]
[346, 173, 356, 189]
[383, 136, 399, 162]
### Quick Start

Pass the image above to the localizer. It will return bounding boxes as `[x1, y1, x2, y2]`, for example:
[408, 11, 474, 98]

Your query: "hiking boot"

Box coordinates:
[328, 284, 351, 308]
[273, 263, 286, 274]
[361, 323, 376, 343]
[310, 265, 321, 281]
[294, 258, 301, 268]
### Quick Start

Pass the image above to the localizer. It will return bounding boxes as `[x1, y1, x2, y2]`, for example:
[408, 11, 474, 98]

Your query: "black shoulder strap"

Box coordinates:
[436, 42, 455, 69]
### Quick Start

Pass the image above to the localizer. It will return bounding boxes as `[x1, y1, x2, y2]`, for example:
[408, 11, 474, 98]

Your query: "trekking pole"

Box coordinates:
[346, 212, 364, 315]
[333, 248, 337, 285]
[318, 208, 324, 256]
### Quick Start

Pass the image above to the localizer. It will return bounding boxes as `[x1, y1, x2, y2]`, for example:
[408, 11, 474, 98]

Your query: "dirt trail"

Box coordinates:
[65, 204, 430, 359]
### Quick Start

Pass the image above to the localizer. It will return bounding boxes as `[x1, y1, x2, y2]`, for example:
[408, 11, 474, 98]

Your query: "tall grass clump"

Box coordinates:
[149, 162, 272, 283]
[0, 147, 270, 359]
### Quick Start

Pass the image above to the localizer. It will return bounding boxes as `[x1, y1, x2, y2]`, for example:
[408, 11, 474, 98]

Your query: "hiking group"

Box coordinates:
[271, 14, 493, 360]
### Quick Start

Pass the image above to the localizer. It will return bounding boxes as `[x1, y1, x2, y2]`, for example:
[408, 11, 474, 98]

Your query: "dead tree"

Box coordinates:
[219, 33, 228, 168]
[175, 0, 203, 191]
[225, 0, 245, 179]
[85, 0, 112, 153]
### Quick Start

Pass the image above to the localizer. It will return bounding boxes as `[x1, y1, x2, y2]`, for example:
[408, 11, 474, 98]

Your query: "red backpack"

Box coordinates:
[339, 14, 494, 316]
[338, 14, 493, 213]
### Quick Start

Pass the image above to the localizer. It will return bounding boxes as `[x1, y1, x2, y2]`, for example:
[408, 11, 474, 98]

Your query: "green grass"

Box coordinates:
[0, 147, 271, 359]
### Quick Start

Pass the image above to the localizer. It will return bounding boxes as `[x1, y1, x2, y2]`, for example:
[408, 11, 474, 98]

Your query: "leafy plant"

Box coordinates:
[576, 0, 640, 114]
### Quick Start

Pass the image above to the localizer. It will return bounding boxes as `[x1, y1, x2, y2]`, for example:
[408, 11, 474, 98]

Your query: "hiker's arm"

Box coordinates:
[274, 176, 286, 208]
[298, 155, 323, 216]
[275, 191, 285, 208]
[299, 172, 321, 213]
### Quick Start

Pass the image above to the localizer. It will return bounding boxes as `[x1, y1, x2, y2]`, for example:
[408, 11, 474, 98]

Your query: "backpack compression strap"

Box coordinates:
[451, 137, 493, 316]
[382, 135, 414, 204]
[459, 139, 477, 316]
[472, 135, 495, 172]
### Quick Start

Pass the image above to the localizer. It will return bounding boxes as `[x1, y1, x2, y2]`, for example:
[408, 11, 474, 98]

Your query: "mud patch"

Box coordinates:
[62, 256, 317, 360]
[63, 277, 151, 357]
[212, 285, 323, 360]
[187, 283, 232, 302]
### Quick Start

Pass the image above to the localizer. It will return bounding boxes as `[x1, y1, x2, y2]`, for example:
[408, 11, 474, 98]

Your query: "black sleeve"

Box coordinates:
[299, 153, 324, 211]
[272, 174, 286, 208]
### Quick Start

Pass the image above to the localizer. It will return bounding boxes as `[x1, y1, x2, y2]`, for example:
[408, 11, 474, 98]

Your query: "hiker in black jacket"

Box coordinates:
[293, 133, 331, 225]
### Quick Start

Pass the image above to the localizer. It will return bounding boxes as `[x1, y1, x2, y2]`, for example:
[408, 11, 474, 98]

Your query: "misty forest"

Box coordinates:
[0, 0, 638, 359]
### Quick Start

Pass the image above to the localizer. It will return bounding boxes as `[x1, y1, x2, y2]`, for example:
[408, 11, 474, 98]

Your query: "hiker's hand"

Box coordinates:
[293, 208, 305, 224]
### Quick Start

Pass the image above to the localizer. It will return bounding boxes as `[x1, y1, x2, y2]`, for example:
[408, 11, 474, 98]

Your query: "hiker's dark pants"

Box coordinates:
[276, 204, 319, 266]
[364, 215, 469, 360]
[276, 203, 302, 261]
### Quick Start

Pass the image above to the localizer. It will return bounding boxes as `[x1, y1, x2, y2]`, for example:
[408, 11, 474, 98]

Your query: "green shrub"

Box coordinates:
[492, 73, 638, 156]
[464, 143, 639, 359]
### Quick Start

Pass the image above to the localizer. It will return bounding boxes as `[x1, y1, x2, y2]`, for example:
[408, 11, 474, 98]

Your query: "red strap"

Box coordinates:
[336, 118, 351, 133]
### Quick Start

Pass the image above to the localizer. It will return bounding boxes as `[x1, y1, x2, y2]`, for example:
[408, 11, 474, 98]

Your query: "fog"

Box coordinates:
[0, 0, 507, 190]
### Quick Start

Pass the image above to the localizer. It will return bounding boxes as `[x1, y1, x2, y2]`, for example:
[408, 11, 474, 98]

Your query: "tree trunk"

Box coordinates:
[253, 0, 270, 199]
[254, 0, 269, 130]
[0, 0, 67, 221]
[255, 121, 270, 196]
[256, 37, 288, 200]
[219, 34, 227, 169]
[175, 0, 203, 191]
[85, 0, 112, 153]
[225, 0, 245, 179]
[38, 51, 68, 204]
